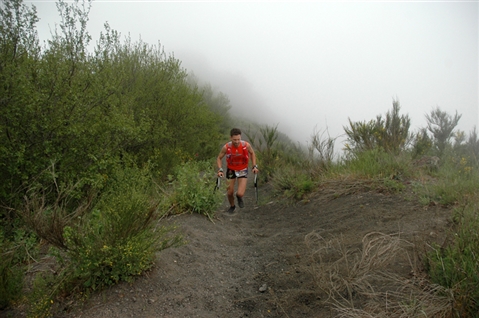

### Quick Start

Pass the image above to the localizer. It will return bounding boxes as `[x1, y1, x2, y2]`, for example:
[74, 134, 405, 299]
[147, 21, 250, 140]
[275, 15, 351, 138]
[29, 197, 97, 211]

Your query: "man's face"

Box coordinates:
[230, 134, 241, 147]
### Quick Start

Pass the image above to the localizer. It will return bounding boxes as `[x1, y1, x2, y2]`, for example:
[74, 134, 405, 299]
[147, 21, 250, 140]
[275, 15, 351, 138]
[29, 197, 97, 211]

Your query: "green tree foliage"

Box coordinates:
[93, 33, 222, 173]
[0, 0, 41, 212]
[344, 99, 410, 156]
[0, 0, 223, 217]
[425, 106, 462, 156]
[190, 80, 233, 134]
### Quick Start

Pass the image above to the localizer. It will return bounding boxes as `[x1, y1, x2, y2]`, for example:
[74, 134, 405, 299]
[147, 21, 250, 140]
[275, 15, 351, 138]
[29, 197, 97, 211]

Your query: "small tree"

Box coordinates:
[410, 127, 433, 159]
[467, 127, 479, 165]
[344, 99, 411, 155]
[378, 100, 411, 154]
[344, 119, 379, 155]
[425, 107, 462, 156]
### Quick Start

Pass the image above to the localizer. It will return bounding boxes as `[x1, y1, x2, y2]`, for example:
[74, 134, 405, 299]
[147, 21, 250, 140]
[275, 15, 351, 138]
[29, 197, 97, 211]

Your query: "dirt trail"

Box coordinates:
[57, 179, 451, 317]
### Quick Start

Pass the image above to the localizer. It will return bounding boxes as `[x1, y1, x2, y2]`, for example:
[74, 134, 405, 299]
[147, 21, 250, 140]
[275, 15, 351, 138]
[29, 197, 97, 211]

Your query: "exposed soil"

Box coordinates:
[8, 178, 453, 317]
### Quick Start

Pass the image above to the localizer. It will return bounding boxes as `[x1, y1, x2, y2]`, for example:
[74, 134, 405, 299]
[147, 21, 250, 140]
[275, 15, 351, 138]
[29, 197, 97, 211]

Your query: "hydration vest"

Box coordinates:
[226, 141, 249, 170]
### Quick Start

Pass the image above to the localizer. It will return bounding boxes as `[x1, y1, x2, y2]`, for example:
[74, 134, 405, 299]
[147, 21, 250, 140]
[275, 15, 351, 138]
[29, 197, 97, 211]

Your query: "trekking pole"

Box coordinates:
[254, 173, 258, 204]
[213, 176, 221, 193]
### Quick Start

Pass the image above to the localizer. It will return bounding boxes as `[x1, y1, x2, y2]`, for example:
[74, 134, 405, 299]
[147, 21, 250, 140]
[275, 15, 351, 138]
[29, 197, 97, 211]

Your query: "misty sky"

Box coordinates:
[31, 1, 478, 147]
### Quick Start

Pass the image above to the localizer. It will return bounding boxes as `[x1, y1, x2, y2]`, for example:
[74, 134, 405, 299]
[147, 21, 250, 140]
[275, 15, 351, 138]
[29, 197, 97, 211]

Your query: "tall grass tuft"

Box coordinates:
[271, 165, 316, 200]
[340, 148, 412, 181]
[426, 203, 479, 316]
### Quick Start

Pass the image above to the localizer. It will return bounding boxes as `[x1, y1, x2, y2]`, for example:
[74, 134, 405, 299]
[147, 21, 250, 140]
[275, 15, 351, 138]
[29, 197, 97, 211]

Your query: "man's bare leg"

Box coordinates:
[236, 178, 247, 198]
[236, 178, 247, 208]
[227, 178, 236, 207]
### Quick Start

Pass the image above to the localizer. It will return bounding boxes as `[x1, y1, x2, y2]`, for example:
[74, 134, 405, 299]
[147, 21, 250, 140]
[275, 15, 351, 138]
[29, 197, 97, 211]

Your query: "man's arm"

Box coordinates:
[247, 143, 259, 173]
[217, 146, 227, 177]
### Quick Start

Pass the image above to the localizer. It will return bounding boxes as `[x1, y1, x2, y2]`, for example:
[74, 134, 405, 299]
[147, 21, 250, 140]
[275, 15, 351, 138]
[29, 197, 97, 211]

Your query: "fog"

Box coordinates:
[32, 0, 478, 148]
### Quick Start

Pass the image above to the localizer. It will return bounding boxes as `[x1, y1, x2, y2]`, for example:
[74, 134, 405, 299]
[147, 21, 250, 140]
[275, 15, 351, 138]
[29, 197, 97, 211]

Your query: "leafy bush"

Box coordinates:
[59, 165, 182, 291]
[168, 160, 223, 219]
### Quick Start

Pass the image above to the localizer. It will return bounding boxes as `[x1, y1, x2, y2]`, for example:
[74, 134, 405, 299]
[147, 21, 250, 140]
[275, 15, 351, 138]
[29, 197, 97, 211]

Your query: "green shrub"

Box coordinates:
[422, 154, 479, 206]
[344, 100, 411, 155]
[272, 165, 316, 200]
[425, 107, 462, 157]
[427, 204, 479, 316]
[0, 234, 24, 310]
[382, 178, 405, 193]
[27, 271, 56, 318]
[169, 160, 223, 219]
[60, 165, 182, 291]
[0, 228, 37, 310]
[410, 128, 434, 159]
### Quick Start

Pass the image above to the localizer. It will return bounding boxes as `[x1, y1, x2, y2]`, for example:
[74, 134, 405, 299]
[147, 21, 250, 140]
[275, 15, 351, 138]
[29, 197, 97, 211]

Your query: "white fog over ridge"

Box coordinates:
[31, 0, 478, 148]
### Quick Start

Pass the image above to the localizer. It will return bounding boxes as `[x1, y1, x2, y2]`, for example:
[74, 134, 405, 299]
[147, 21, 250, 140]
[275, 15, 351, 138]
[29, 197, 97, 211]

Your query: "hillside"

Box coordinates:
[10, 178, 452, 317]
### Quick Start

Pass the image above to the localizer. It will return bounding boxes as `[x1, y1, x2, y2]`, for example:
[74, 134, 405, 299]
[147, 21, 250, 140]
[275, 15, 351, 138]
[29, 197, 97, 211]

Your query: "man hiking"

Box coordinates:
[217, 128, 259, 213]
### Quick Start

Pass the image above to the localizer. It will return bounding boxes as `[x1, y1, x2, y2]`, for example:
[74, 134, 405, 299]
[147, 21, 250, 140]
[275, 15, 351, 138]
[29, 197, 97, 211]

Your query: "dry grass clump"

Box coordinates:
[305, 231, 454, 317]
[20, 181, 94, 250]
[315, 176, 402, 204]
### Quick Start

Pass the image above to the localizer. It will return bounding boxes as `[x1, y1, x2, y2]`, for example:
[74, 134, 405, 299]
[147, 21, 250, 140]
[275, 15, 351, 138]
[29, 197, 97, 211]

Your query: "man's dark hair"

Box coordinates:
[230, 128, 242, 136]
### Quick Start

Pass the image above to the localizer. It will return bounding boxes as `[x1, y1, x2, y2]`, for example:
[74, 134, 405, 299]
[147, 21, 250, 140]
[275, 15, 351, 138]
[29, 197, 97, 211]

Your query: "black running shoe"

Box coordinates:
[227, 205, 236, 214]
[237, 196, 244, 208]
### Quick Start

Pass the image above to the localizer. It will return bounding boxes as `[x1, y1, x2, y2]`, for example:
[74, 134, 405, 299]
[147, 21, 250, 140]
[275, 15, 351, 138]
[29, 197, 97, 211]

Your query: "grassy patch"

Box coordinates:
[271, 165, 317, 200]
[426, 203, 479, 316]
